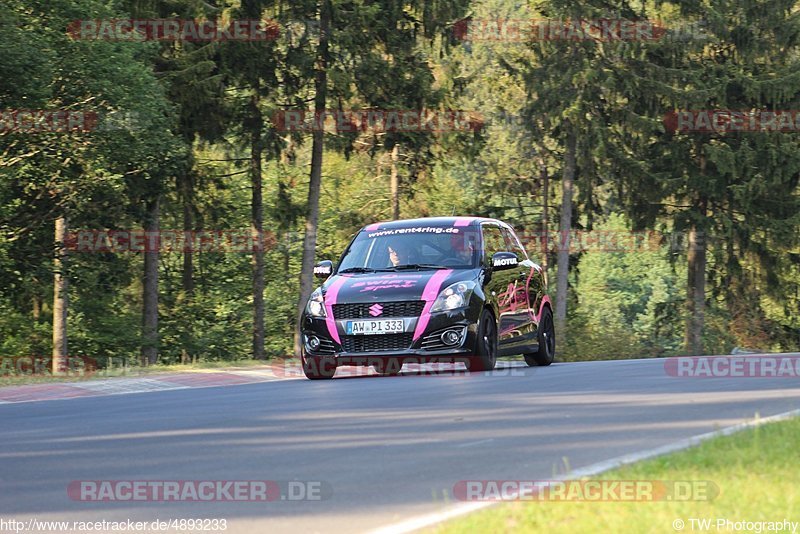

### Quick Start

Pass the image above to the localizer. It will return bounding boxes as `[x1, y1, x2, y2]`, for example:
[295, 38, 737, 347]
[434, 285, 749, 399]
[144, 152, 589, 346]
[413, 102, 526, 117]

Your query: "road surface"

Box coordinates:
[1, 358, 799, 533]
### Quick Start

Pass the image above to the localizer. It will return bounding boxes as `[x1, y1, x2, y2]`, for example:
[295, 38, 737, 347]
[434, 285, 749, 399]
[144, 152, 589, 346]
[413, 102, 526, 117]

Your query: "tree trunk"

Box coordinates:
[294, 0, 331, 357]
[684, 210, 707, 355]
[684, 142, 708, 355]
[33, 288, 42, 322]
[554, 127, 576, 336]
[181, 170, 195, 296]
[539, 158, 549, 286]
[390, 143, 400, 219]
[250, 88, 266, 360]
[141, 197, 160, 366]
[52, 216, 68, 374]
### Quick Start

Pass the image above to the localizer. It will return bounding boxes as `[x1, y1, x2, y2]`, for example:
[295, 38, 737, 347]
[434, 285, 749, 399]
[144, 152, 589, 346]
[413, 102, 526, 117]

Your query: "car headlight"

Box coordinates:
[430, 281, 476, 312]
[306, 287, 327, 318]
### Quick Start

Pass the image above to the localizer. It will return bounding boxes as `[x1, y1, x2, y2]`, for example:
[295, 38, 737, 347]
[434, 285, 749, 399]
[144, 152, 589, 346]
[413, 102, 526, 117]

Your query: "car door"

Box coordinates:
[481, 223, 520, 345]
[501, 225, 543, 341]
[496, 225, 537, 343]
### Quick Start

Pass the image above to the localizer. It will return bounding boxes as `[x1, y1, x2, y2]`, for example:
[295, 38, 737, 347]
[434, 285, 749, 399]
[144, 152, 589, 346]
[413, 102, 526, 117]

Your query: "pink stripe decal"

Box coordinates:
[535, 295, 552, 323]
[453, 217, 472, 227]
[413, 270, 453, 341]
[324, 277, 349, 344]
[365, 222, 381, 231]
[525, 266, 536, 322]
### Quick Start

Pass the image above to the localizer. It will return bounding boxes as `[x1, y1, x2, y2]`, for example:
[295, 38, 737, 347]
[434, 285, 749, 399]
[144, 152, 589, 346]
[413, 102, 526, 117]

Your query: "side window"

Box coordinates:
[481, 225, 506, 265]
[501, 227, 528, 260]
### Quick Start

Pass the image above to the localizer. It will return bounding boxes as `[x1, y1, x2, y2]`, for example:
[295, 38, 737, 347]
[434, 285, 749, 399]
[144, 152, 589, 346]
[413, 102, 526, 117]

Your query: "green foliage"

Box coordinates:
[562, 215, 685, 360]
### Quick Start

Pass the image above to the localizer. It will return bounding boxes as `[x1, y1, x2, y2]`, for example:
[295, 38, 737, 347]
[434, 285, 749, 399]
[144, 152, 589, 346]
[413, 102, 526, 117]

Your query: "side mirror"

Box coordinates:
[491, 252, 518, 271]
[313, 260, 334, 278]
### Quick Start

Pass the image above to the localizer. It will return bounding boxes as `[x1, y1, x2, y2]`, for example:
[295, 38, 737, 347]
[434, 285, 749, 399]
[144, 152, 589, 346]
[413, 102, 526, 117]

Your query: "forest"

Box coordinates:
[2, 0, 799, 369]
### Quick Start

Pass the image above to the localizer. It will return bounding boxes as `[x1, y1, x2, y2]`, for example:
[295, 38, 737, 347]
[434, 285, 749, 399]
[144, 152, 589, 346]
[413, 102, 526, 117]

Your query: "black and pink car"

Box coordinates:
[300, 217, 555, 379]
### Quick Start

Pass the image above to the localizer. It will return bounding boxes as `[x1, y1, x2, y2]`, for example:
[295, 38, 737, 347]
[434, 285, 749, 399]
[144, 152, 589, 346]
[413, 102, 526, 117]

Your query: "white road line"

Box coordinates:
[456, 438, 495, 448]
[227, 369, 297, 380]
[369, 408, 800, 534]
[381, 439, 445, 448]
[71, 378, 190, 394]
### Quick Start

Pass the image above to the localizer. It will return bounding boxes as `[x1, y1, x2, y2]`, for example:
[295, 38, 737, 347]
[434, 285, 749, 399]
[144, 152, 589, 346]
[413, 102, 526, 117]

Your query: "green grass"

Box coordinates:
[0, 358, 272, 387]
[434, 415, 800, 534]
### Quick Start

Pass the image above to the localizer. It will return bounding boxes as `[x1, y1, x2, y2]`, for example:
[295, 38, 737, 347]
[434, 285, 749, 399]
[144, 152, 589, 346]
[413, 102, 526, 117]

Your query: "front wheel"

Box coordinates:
[302, 354, 337, 379]
[525, 306, 555, 366]
[469, 309, 498, 372]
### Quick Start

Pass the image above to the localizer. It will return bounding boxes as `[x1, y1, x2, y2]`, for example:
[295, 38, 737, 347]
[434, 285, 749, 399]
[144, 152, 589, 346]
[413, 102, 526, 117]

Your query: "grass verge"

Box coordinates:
[434, 415, 800, 534]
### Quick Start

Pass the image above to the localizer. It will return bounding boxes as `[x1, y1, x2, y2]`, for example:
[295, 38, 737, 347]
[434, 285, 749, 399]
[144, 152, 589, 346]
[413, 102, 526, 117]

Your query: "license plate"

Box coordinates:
[346, 319, 405, 335]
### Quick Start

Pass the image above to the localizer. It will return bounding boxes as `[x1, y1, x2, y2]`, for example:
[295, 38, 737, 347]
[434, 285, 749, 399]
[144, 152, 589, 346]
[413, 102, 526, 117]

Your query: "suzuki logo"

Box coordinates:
[369, 303, 383, 317]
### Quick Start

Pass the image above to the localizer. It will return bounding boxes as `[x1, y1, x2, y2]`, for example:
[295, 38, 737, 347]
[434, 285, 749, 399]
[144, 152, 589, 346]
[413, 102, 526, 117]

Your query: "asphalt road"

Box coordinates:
[2, 358, 799, 533]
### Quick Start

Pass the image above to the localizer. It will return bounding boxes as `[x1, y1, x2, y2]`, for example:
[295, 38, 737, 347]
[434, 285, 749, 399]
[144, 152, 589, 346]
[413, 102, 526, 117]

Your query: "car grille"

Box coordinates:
[333, 301, 425, 319]
[341, 333, 414, 353]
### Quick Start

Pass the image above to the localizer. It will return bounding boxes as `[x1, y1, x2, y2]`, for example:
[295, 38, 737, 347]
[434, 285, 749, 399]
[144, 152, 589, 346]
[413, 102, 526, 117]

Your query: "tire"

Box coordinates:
[469, 308, 498, 372]
[525, 306, 555, 366]
[302, 353, 337, 379]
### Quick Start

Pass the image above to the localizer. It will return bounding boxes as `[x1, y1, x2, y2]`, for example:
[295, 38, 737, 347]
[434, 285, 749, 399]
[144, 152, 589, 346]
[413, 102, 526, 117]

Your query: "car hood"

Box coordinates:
[321, 269, 477, 305]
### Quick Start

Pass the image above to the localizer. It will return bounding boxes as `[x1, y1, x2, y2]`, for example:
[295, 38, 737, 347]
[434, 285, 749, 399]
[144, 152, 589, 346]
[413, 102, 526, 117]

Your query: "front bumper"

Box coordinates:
[301, 307, 479, 365]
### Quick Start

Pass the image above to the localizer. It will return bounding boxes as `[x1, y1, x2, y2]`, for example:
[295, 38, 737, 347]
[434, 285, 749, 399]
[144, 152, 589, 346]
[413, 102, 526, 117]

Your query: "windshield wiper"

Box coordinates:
[390, 264, 449, 271]
[338, 267, 377, 274]
[338, 267, 396, 274]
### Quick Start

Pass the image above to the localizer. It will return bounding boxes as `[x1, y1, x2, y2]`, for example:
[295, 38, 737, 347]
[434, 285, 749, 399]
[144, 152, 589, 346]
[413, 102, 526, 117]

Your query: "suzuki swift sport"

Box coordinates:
[300, 217, 555, 379]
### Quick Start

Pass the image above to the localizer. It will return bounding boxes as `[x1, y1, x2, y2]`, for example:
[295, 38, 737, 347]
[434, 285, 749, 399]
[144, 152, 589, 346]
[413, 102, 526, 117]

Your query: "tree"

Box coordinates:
[621, 0, 800, 354]
[52, 216, 68, 371]
[222, 0, 282, 359]
[295, 0, 332, 358]
[1, 0, 186, 367]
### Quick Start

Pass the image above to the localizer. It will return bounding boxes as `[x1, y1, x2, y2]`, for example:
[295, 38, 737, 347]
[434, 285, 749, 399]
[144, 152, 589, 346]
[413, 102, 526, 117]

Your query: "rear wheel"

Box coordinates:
[302, 354, 337, 379]
[525, 306, 555, 366]
[469, 309, 498, 372]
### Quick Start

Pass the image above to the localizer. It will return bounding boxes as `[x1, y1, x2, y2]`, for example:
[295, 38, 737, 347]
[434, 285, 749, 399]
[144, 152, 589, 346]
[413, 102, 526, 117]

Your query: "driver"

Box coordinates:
[449, 233, 476, 264]
[387, 241, 415, 267]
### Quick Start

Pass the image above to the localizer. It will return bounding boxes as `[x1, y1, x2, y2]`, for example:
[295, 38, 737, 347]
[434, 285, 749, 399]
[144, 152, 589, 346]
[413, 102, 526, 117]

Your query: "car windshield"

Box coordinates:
[337, 226, 481, 272]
